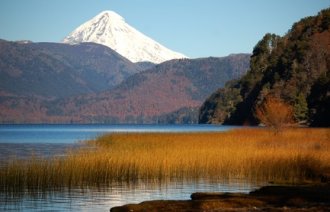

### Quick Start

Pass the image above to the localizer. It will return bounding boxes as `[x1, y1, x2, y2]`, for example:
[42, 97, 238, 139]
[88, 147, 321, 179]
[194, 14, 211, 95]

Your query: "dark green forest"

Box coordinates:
[199, 8, 330, 127]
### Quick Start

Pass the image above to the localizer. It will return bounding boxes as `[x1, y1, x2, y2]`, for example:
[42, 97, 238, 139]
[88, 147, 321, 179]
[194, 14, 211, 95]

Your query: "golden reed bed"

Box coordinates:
[1, 128, 329, 191]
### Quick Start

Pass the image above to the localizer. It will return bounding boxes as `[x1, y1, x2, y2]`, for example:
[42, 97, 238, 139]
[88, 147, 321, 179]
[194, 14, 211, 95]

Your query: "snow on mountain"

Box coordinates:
[62, 11, 187, 63]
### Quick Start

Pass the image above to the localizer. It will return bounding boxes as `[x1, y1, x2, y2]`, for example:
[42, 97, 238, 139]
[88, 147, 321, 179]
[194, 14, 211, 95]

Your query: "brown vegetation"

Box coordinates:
[255, 96, 293, 133]
[0, 128, 329, 192]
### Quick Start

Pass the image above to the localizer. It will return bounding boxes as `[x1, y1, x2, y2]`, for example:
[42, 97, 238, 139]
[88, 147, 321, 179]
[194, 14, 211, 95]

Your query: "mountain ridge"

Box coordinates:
[0, 40, 141, 98]
[50, 54, 250, 123]
[0, 54, 250, 123]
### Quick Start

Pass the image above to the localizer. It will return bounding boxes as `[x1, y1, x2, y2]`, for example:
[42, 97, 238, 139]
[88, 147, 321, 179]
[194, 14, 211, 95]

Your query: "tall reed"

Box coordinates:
[0, 128, 329, 192]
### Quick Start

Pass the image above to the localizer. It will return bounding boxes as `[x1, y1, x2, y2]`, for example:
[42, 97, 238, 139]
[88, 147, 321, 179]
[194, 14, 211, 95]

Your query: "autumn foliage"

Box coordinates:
[255, 96, 293, 132]
[1, 128, 329, 192]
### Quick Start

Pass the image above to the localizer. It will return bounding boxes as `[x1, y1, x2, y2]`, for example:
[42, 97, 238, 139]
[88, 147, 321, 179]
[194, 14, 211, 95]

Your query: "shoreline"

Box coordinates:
[111, 183, 330, 211]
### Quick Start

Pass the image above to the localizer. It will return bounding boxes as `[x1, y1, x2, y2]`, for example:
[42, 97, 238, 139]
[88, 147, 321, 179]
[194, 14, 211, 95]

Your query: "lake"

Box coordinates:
[0, 124, 237, 161]
[0, 124, 262, 211]
[0, 124, 237, 144]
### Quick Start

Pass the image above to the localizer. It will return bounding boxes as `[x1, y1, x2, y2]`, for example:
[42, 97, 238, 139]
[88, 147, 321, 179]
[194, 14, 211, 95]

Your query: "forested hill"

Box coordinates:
[0, 41, 141, 98]
[0, 54, 249, 123]
[54, 55, 250, 123]
[199, 8, 330, 127]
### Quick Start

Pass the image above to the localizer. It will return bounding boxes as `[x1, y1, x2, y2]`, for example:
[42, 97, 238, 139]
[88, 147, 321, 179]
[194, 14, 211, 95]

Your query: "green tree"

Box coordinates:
[308, 74, 330, 126]
[294, 93, 308, 122]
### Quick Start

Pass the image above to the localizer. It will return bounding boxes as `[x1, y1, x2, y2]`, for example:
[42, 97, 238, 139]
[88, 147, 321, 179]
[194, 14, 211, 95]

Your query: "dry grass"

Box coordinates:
[0, 128, 329, 192]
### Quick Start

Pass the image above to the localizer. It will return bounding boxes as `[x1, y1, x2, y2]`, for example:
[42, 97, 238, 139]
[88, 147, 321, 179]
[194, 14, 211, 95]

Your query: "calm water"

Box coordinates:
[0, 124, 261, 211]
[0, 124, 236, 144]
[0, 124, 236, 161]
[1, 179, 261, 212]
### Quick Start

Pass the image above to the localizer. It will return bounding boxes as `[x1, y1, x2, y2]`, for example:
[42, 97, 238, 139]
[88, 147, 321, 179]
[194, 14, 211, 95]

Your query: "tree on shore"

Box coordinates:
[255, 96, 293, 133]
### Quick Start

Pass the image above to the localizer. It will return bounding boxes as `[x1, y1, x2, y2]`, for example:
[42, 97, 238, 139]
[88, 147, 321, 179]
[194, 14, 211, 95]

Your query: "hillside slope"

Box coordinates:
[0, 54, 249, 123]
[0, 40, 141, 98]
[199, 8, 330, 126]
[55, 54, 250, 123]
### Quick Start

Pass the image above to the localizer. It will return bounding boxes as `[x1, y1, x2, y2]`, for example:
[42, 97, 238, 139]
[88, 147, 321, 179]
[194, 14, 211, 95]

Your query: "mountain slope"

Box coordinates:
[0, 40, 141, 98]
[53, 54, 250, 123]
[63, 11, 186, 63]
[199, 8, 330, 126]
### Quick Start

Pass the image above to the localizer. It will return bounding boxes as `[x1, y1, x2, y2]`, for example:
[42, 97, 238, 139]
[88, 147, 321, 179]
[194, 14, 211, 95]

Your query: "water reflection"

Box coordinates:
[0, 143, 83, 166]
[1, 179, 263, 211]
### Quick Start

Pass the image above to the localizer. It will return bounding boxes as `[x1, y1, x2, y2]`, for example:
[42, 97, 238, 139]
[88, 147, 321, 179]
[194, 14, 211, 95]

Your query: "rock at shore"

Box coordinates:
[111, 183, 330, 212]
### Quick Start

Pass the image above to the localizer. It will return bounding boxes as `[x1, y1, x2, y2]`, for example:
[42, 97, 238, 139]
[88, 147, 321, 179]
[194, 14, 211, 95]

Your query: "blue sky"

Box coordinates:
[0, 0, 329, 58]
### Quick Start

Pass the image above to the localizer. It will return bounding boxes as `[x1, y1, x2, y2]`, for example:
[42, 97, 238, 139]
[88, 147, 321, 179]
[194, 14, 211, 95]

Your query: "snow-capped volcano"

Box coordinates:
[63, 11, 187, 63]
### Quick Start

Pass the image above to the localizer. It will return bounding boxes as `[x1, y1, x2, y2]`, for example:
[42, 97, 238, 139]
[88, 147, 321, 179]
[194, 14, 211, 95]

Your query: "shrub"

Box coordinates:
[255, 96, 293, 133]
